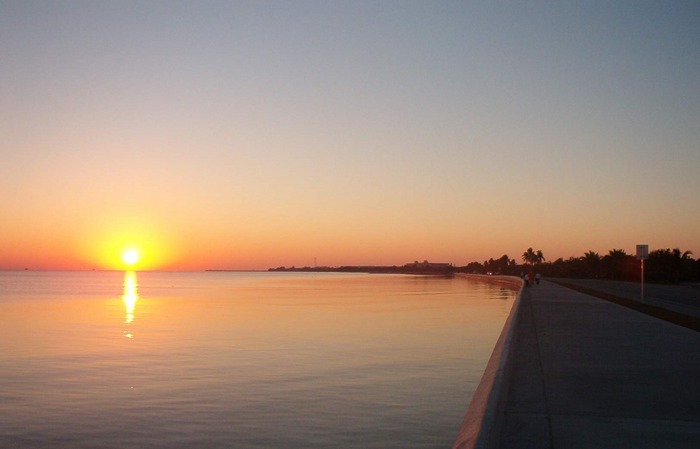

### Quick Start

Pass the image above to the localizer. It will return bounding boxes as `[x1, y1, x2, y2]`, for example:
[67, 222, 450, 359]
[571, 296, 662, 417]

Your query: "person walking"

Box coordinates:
[535, 272, 541, 285]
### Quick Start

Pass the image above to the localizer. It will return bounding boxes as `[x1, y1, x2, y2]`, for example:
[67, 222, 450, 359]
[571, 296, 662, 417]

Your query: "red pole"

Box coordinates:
[641, 259, 644, 304]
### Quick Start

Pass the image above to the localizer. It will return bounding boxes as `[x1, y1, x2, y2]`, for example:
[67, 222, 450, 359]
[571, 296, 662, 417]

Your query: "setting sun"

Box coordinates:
[78, 224, 179, 270]
[122, 249, 140, 266]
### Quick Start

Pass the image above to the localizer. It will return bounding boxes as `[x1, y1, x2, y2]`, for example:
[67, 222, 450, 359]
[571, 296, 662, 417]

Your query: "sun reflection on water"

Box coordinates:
[122, 271, 138, 338]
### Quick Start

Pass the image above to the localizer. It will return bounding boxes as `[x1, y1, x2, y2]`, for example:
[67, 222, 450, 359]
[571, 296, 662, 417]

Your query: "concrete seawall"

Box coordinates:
[452, 274, 524, 449]
[453, 278, 700, 449]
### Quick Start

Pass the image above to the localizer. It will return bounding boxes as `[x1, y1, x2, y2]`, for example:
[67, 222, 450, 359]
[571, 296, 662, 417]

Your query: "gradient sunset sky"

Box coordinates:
[2, 1, 699, 270]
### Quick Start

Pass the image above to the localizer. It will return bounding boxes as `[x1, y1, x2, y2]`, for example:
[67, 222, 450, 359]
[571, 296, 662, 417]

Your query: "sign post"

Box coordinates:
[636, 244, 649, 304]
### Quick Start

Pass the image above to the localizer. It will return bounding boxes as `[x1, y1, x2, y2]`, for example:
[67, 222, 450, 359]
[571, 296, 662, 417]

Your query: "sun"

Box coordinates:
[122, 249, 140, 267]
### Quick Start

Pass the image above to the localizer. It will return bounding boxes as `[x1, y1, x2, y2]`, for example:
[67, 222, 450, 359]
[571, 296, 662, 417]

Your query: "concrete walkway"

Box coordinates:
[500, 280, 700, 449]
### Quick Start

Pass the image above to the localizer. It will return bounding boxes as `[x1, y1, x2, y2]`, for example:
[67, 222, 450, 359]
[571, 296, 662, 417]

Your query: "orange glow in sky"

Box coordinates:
[1, 3, 698, 270]
[89, 235, 175, 271]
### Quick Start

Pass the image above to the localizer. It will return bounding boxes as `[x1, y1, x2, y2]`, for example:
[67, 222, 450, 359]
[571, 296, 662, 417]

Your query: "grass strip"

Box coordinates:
[550, 280, 700, 332]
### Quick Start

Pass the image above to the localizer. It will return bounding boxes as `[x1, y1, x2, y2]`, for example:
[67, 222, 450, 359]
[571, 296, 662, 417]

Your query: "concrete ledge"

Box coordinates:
[452, 275, 524, 449]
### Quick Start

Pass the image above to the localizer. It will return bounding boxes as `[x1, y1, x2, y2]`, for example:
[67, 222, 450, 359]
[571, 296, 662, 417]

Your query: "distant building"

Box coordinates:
[405, 260, 453, 270]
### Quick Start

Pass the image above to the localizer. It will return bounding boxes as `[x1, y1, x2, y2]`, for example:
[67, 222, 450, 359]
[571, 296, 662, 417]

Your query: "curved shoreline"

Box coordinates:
[452, 274, 524, 449]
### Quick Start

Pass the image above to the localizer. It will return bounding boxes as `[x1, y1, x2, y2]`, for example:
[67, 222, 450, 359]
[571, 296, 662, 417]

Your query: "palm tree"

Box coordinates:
[522, 248, 537, 266]
[602, 249, 631, 280]
[581, 250, 601, 278]
[522, 248, 545, 266]
[535, 250, 545, 265]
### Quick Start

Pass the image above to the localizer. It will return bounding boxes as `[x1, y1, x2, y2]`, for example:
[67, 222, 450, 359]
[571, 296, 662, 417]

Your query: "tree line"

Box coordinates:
[458, 247, 700, 284]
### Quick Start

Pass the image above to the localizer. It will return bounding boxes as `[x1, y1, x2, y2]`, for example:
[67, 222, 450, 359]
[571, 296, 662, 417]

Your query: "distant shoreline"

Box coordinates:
[265, 264, 455, 275]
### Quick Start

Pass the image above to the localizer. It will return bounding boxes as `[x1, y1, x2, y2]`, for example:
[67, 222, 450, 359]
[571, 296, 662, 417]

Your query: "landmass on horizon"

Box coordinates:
[260, 246, 700, 285]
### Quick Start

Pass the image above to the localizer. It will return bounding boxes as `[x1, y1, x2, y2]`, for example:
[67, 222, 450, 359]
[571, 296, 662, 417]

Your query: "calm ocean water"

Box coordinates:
[0, 271, 516, 449]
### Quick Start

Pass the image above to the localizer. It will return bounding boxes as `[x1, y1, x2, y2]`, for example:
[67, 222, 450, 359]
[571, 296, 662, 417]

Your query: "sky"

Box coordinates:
[1, 0, 699, 270]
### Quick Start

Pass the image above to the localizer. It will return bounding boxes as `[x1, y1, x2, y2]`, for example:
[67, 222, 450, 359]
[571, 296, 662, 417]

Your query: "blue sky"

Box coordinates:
[1, 1, 699, 269]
